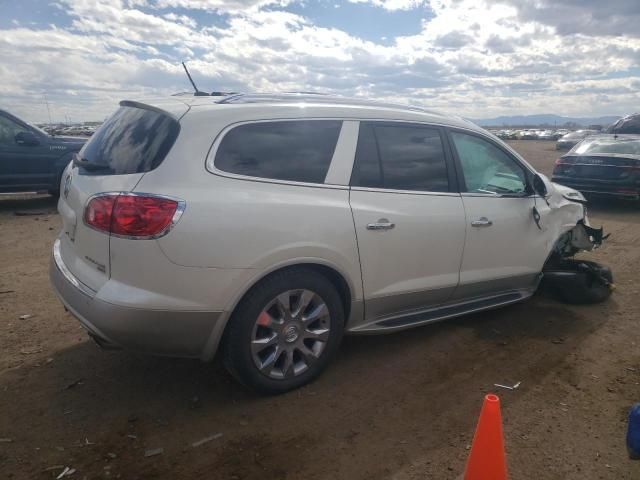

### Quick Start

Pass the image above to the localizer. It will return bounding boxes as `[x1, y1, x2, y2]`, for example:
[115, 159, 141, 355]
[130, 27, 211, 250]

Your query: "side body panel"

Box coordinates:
[134, 109, 364, 316]
[453, 195, 541, 299]
[350, 189, 466, 321]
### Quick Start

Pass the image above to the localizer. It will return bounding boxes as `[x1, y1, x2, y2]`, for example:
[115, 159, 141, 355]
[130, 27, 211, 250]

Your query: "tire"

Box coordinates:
[223, 268, 345, 394]
[543, 259, 613, 305]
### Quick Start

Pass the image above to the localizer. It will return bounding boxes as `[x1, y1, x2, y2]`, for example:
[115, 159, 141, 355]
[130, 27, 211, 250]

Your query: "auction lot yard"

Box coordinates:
[1, 140, 639, 479]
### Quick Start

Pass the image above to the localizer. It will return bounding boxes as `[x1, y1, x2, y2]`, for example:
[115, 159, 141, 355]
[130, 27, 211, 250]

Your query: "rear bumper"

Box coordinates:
[551, 177, 640, 199]
[49, 239, 222, 358]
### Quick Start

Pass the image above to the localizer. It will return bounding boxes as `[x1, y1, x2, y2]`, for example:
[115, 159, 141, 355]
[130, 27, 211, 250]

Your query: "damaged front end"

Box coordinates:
[539, 179, 613, 304]
[552, 219, 607, 258]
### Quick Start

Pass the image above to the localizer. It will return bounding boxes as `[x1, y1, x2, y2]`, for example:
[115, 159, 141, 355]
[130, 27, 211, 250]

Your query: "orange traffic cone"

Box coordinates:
[464, 394, 508, 480]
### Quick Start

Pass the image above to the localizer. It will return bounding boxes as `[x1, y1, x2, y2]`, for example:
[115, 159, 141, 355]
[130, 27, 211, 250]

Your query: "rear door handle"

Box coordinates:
[471, 217, 493, 227]
[367, 220, 395, 231]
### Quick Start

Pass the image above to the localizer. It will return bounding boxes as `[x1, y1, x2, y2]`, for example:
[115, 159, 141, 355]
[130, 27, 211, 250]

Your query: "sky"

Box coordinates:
[0, 0, 639, 123]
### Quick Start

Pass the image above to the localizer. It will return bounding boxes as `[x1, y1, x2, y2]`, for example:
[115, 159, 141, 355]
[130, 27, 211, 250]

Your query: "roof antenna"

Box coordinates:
[182, 61, 209, 96]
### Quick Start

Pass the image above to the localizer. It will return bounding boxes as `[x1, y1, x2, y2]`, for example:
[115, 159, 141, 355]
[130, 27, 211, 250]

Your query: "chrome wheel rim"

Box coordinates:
[251, 289, 331, 380]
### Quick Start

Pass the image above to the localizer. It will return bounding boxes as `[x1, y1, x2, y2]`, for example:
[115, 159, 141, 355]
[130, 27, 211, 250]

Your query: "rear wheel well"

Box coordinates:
[231, 263, 352, 325]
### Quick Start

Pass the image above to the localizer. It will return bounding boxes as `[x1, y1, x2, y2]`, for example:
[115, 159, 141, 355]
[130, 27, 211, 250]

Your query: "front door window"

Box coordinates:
[449, 131, 527, 195]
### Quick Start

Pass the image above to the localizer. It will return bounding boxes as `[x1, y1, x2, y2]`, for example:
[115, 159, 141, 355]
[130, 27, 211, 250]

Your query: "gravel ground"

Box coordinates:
[1, 140, 639, 479]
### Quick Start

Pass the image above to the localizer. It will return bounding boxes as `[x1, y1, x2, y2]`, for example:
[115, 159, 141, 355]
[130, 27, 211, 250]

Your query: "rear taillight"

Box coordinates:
[84, 194, 183, 238]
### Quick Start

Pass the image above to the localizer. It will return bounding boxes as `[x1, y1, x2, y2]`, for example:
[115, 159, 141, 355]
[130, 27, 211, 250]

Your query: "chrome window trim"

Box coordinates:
[350, 186, 460, 197]
[204, 117, 522, 191]
[83, 191, 186, 240]
[53, 238, 97, 298]
[460, 192, 533, 199]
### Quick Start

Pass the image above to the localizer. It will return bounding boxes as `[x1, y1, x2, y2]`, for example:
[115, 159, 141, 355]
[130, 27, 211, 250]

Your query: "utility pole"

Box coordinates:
[43, 94, 53, 125]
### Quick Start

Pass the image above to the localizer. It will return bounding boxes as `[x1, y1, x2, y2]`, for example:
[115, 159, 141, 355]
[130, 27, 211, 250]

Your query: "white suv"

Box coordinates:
[50, 94, 608, 393]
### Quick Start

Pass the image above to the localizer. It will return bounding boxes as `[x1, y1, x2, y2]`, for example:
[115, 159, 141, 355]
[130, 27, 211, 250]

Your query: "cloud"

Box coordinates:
[347, 0, 429, 11]
[434, 31, 474, 49]
[0, 0, 639, 123]
[492, 0, 640, 38]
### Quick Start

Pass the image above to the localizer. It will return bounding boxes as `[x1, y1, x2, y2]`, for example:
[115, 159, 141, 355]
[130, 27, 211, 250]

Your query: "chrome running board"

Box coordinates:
[348, 290, 531, 334]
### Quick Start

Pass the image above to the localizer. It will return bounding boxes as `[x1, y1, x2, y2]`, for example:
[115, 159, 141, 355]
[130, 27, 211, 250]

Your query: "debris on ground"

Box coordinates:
[19, 314, 34, 320]
[144, 447, 164, 457]
[65, 379, 84, 390]
[0, 290, 15, 295]
[106, 452, 117, 459]
[191, 433, 223, 448]
[127, 434, 138, 440]
[494, 381, 522, 391]
[43, 466, 65, 472]
[0, 438, 13, 443]
[56, 466, 76, 479]
[14, 211, 46, 216]
[19, 348, 42, 355]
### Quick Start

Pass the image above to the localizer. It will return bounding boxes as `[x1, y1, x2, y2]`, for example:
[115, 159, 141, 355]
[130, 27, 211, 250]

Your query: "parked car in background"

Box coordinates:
[556, 130, 598, 150]
[50, 94, 609, 393]
[552, 134, 640, 199]
[606, 113, 640, 134]
[0, 109, 86, 195]
[537, 130, 555, 140]
[553, 129, 570, 140]
[518, 129, 539, 140]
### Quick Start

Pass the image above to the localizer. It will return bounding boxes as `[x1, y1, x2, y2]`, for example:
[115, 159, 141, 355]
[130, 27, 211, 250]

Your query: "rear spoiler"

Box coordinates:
[119, 100, 182, 121]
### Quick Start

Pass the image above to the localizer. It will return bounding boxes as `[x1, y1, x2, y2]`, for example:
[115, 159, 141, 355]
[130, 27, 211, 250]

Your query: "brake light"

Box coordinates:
[84, 194, 183, 238]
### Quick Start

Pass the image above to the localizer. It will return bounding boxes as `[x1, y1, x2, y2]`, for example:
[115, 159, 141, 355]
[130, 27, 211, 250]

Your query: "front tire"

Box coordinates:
[542, 259, 613, 304]
[223, 268, 344, 394]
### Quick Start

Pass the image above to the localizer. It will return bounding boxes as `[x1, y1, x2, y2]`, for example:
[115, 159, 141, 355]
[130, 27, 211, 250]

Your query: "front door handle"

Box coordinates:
[471, 217, 493, 227]
[367, 219, 395, 231]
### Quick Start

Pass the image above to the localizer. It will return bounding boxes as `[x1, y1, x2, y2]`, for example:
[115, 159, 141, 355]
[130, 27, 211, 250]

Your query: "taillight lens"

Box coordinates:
[84, 194, 117, 232]
[84, 194, 182, 238]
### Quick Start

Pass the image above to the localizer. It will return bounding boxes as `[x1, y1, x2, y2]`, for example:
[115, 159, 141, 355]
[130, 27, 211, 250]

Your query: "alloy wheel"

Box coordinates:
[251, 289, 331, 380]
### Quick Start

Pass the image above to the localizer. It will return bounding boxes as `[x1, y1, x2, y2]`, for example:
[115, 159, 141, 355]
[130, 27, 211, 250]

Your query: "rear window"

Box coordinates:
[214, 120, 342, 184]
[573, 137, 640, 156]
[79, 106, 180, 175]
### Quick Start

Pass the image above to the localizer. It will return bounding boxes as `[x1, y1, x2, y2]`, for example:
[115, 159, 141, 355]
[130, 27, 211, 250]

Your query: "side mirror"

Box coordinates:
[532, 173, 548, 197]
[15, 131, 39, 146]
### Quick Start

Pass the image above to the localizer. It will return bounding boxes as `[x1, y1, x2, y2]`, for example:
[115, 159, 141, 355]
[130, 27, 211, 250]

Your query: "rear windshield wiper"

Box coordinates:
[73, 154, 112, 172]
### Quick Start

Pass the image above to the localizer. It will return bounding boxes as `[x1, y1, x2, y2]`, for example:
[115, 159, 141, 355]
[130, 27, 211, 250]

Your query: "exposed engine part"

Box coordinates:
[553, 220, 608, 258]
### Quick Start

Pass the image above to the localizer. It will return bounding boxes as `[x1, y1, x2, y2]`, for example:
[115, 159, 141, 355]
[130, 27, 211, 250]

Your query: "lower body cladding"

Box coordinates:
[50, 239, 222, 358]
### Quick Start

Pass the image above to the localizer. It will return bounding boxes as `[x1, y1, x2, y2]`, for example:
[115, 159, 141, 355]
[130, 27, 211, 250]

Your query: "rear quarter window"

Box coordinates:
[79, 106, 180, 175]
[213, 120, 342, 184]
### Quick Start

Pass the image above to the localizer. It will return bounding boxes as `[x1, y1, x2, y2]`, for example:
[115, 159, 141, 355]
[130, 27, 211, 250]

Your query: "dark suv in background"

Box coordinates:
[0, 109, 86, 195]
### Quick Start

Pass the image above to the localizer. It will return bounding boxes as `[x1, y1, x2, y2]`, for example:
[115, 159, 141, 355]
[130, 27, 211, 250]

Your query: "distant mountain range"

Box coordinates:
[472, 114, 621, 127]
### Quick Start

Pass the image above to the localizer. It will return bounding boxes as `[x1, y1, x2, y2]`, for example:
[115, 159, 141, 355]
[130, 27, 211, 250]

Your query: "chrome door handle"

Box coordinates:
[367, 220, 395, 231]
[471, 217, 493, 227]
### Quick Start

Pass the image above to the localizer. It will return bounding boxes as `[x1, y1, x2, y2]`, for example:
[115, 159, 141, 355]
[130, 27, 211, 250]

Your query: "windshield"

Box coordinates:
[572, 136, 640, 156]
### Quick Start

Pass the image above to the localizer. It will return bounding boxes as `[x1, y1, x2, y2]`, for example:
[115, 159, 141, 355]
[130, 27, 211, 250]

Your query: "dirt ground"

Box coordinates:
[1, 140, 639, 480]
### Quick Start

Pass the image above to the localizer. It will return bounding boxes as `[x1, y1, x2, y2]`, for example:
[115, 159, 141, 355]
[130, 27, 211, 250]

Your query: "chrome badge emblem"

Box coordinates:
[63, 173, 72, 199]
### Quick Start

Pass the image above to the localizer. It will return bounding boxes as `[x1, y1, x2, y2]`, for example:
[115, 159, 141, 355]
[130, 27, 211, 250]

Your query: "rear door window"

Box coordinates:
[351, 123, 450, 192]
[79, 106, 180, 175]
[214, 120, 342, 184]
